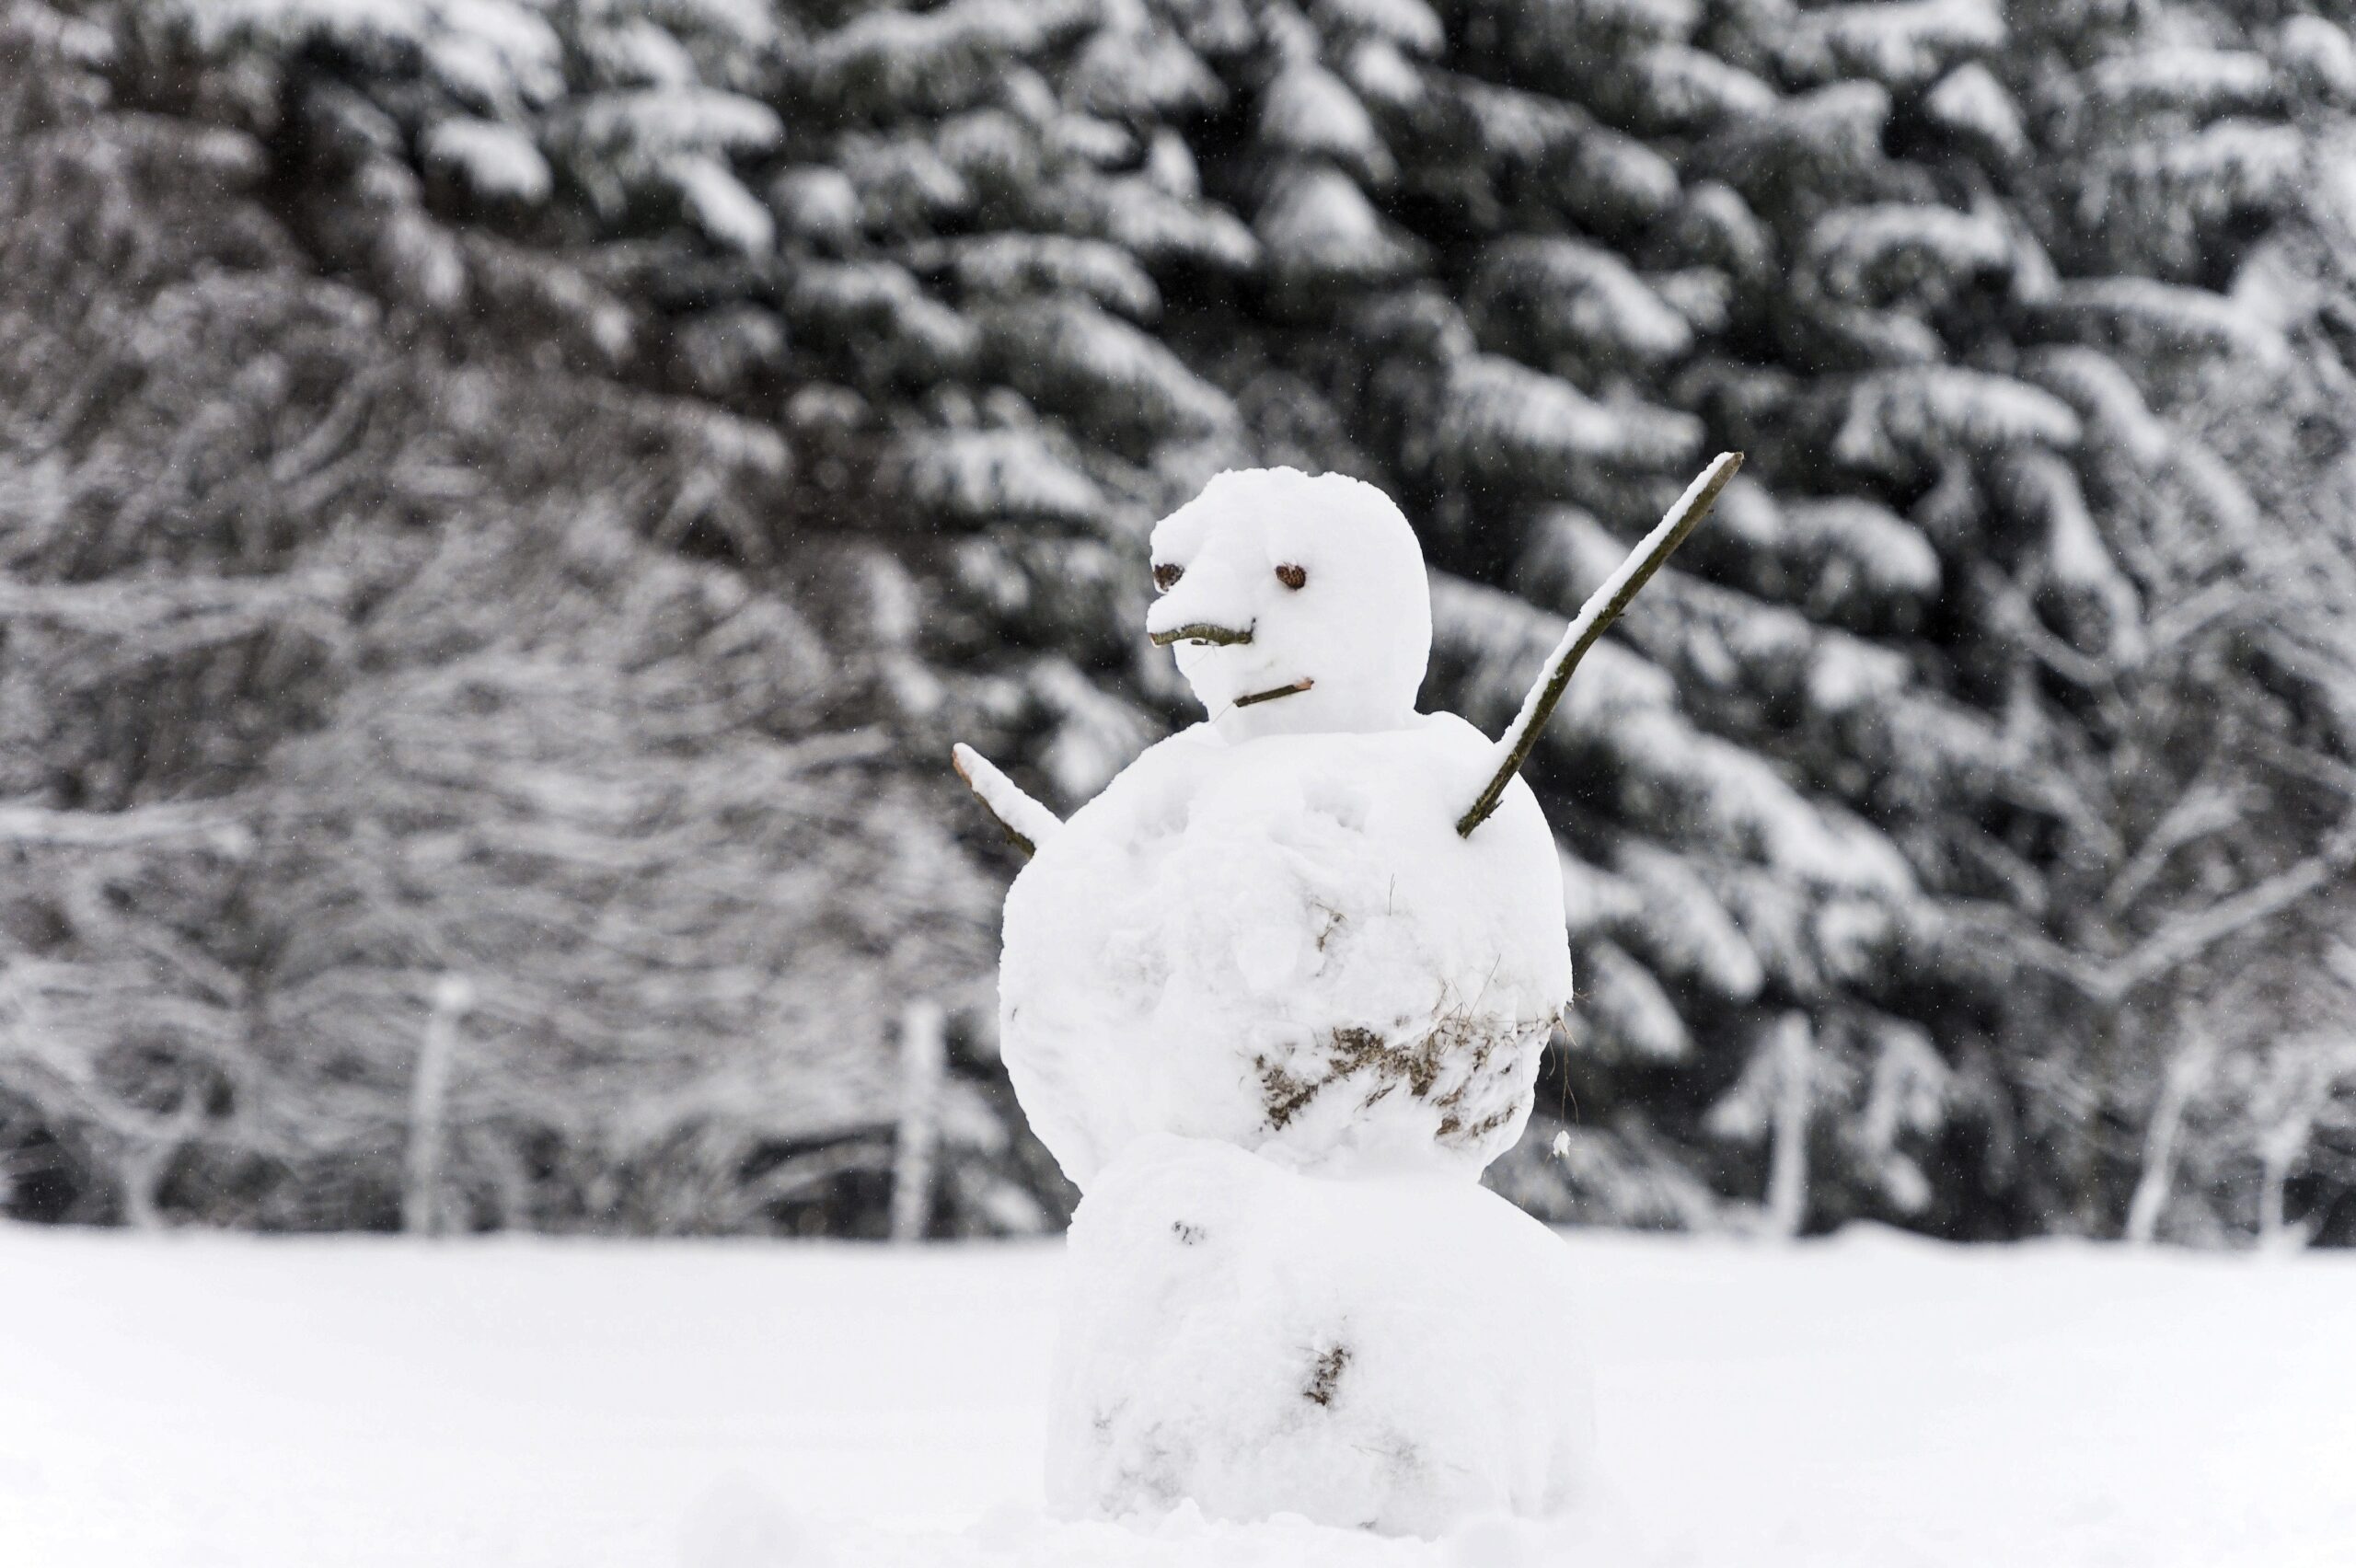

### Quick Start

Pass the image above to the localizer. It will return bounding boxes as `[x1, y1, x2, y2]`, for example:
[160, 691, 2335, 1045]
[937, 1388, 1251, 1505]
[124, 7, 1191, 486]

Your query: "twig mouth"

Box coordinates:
[1149, 622, 1254, 647]
[1234, 677, 1313, 708]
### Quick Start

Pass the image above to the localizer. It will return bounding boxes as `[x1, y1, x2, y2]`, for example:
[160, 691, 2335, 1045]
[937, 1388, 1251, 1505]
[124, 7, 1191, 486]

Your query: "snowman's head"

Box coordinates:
[1146, 467, 1432, 741]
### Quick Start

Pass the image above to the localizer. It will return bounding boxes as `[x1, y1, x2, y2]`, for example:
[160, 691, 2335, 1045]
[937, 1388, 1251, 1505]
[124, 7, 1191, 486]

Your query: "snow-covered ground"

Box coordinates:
[3, 1223, 2350, 1567]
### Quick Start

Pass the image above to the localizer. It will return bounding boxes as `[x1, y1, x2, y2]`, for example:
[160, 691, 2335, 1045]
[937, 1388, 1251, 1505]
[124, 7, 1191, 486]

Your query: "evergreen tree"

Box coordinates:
[7, 0, 2351, 1242]
[0, 0, 1004, 1234]
[1158, 0, 2356, 1239]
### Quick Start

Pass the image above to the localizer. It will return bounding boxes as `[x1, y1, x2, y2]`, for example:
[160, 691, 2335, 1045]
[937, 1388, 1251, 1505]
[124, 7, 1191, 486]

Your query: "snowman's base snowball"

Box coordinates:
[1047, 1136, 1593, 1539]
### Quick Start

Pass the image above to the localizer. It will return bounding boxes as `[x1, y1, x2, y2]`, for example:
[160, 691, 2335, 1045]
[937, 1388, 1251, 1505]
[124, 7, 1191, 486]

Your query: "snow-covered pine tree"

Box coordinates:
[1903, 0, 2356, 1242]
[0, 3, 371, 1226]
[2069, 7, 2356, 1241]
[1155, 0, 2356, 1239]
[771, 0, 1260, 800]
[79, 0, 1278, 1234]
[0, 1, 1005, 1235]
[33, 0, 2356, 1242]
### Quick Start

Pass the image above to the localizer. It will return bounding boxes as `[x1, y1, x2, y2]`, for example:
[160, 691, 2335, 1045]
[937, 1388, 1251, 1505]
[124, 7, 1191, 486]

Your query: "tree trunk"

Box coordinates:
[2125, 1032, 2212, 1244]
[1766, 1020, 1812, 1239]
[890, 999, 947, 1244]
[404, 975, 473, 1237]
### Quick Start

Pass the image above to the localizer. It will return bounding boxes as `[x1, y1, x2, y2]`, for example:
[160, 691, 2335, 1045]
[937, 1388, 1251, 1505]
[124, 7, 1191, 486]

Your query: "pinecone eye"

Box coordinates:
[1276, 563, 1307, 590]
[1153, 562, 1184, 593]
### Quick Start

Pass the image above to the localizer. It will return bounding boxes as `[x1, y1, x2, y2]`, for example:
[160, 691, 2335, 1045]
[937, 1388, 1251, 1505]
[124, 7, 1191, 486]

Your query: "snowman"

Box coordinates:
[953, 455, 1738, 1536]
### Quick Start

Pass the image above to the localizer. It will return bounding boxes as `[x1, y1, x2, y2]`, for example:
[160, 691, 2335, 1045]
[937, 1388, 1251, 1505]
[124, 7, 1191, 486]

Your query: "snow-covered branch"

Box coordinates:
[2099, 818, 2356, 1001]
[0, 801, 245, 848]
[2101, 782, 2246, 915]
[951, 743, 1062, 857]
[1967, 810, 2356, 1007]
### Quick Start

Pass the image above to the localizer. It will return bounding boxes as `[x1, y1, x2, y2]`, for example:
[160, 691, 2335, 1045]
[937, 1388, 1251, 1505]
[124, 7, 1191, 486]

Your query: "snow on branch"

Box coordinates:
[952, 743, 1062, 858]
[0, 800, 245, 850]
[2099, 817, 2356, 999]
[1968, 809, 2356, 1006]
[1457, 452, 1742, 838]
[0, 571, 344, 642]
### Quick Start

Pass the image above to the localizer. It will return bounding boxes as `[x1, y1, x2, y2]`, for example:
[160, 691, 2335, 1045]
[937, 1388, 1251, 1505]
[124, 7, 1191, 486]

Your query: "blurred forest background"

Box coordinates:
[1, 0, 2353, 1247]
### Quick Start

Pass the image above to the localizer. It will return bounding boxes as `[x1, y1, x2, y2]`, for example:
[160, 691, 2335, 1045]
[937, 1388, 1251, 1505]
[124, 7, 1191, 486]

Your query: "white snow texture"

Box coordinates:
[1050, 1135, 1592, 1535]
[13, 1223, 2352, 1568]
[997, 468, 1580, 1536]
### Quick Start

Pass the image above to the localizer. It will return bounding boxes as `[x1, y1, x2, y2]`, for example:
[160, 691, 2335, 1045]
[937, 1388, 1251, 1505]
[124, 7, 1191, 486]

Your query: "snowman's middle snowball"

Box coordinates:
[999, 712, 1572, 1189]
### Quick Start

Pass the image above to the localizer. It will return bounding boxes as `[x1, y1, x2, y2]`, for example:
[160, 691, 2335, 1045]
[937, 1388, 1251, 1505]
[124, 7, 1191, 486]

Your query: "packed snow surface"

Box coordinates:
[1051, 1136, 1590, 1534]
[6, 1223, 2353, 1567]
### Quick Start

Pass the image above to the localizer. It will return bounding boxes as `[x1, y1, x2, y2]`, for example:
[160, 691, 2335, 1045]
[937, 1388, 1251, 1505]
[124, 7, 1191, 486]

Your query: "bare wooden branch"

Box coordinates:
[951, 743, 1063, 859]
[1149, 622, 1253, 648]
[1456, 452, 1743, 838]
[1234, 677, 1314, 709]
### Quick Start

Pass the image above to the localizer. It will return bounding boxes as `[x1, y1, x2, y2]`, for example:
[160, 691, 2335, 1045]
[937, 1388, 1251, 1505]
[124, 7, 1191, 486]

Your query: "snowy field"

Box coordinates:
[4, 1224, 2351, 1568]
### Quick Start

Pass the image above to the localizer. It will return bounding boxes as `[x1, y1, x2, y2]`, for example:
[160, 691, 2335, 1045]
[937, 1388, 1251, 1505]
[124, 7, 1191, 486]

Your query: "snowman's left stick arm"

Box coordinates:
[952, 743, 1063, 859]
[1456, 452, 1743, 839]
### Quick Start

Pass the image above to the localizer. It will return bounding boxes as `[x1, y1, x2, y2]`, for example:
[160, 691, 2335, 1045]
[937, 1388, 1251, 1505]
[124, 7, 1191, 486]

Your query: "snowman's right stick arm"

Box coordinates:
[952, 744, 1062, 859]
[1455, 452, 1743, 838]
